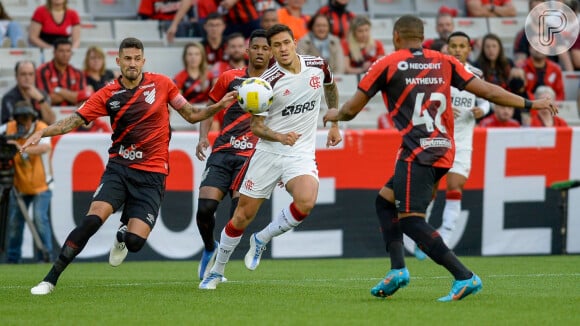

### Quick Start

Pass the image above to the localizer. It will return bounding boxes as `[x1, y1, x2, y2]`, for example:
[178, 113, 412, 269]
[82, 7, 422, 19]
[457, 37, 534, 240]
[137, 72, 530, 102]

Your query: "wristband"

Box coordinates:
[524, 99, 533, 110]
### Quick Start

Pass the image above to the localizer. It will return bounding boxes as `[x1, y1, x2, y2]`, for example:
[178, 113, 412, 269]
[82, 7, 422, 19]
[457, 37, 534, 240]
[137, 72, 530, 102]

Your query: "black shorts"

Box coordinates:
[93, 162, 166, 229]
[386, 160, 448, 214]
[200, 151, 248, 194]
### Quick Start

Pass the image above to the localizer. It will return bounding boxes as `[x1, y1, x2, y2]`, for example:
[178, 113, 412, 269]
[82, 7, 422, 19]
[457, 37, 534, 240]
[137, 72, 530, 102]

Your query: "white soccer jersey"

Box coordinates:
[258, 54, 333, 157]
[450, 63, 490, 151]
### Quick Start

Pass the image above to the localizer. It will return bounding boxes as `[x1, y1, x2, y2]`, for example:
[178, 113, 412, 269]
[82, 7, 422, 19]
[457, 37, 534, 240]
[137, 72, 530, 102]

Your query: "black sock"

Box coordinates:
[375, 195, 405, 269]
[44, 215, 102, 285]
[196, 198, 219, 251]
[400, 216, 472, 280]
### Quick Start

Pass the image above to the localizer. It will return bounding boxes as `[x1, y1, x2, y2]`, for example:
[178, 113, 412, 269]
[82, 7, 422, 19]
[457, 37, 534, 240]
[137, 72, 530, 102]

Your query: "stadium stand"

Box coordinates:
[415, 0, 465, 17]
[0, 48, 41, 77]
[113, 20, 164, 47]
[563, 72, 580, 102]
[79, 21, 116, 48]
[453, 17, 488, 39]
[557, 101, 580, 126]
[303, 0, 324, 16]
[511, 0, 530, 16]
[421, 17, 439, 41]
[367, 0, 416, 18]
[487, 16, 526, 49]
[370, 18, 393, 44]
[86, 0, 139, 20]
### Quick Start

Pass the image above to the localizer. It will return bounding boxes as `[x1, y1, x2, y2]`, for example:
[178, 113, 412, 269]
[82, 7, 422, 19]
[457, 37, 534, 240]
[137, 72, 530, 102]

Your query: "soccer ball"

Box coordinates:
[237, 77, 273, 114]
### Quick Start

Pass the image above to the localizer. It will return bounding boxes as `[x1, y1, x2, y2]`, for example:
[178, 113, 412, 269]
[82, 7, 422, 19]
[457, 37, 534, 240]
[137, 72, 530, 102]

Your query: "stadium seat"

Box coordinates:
[563, 72, 580, 102]
[421, 17, 439, 41]
[415, 0, 464, 17]
[166, 37, 203, 48]
[334, 74, 359, 103]
[87, 0, 140, 20]
[453, 17, 488, 39]
[302, 0, 323, 16]
[80, 21, 116, 48]
[113, 20, 164, 47]
[0, 76, 16, 98]
[511, 0, 530, 16]
[0, 48, 42, 77]
[347, 0, 368, 15]
[556, 101, 580, 126]
[370, 18, 393, 44]
[367, 0, 416, 18]
[2, 0, 36, 19]
[487, 17, 526, 48]
[143, 47, 183, 77]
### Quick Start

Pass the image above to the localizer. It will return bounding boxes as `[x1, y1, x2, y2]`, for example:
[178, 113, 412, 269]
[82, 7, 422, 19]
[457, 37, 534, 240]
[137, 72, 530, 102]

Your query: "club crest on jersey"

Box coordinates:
[309, 75, 321, 89]
[144, 88, 156, 104]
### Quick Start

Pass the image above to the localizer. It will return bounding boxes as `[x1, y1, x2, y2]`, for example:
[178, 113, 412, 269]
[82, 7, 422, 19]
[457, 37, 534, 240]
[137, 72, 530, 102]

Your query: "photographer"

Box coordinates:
[2, 101, 53, 263]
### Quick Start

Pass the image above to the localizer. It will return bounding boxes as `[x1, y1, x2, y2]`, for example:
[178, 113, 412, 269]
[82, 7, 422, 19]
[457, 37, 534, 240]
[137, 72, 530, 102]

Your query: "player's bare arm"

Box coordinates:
[323, 90, 371, 126]
[195, 100, 217, 161]
[21, 113, 84, 151]
[465, 78, 558, 115]
[324, 82, 339, 128]
[250, 114, 301, 146]
[178, 91, 237, 123]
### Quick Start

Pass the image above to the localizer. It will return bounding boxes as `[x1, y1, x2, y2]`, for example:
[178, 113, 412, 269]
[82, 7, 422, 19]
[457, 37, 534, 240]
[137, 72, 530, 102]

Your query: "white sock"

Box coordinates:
[256, 205, 301, 243]
[441, 199, 461, 244]
[211, 227, 242, 275]
[425, 199, 435, 222]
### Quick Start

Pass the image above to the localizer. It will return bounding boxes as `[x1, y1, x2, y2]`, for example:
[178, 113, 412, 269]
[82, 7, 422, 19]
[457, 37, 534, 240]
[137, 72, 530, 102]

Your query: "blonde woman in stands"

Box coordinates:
[83, 46, 116, 92]
[29, 0, 81, 49]
[530, 86, 568, 127]
[298, 13, 344, 74]
[342, 15, 385, 75]
[0, 2, 26, 48]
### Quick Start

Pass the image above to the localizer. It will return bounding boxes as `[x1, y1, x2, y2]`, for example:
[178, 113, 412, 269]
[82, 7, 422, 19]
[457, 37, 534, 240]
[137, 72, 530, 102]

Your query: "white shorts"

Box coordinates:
[449, 149, 472, 178]
[239, 149, 319, 199]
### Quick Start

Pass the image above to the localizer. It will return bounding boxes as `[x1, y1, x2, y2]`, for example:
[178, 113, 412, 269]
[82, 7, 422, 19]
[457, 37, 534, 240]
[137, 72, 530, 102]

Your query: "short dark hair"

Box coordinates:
[14, 60, 36, 74]
[393, 15, 424, 41]
[266, 24, 294, 45]
[53, 37, 72, 50]
[249, 29, 267, 44]
[119, 37, 144, 54]
[205, 12, 225, 24]
[447, 31, 471, 44]
[226, 32, 245, 45]
[307, 13, 330, 31]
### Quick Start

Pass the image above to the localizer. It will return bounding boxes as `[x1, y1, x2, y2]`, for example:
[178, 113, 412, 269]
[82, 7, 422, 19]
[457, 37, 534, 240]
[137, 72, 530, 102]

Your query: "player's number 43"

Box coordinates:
[412, 92, 447, 133]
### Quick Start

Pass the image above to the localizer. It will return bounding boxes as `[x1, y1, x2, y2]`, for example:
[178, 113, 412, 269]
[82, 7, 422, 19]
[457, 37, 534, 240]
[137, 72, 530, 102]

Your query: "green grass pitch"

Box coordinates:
[1, 256, 579, 325]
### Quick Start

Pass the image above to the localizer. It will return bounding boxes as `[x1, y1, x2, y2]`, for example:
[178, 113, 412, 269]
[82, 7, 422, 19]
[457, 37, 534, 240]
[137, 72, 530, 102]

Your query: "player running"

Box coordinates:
[324, 15, 557, 301]
[194, 29, 272, 280]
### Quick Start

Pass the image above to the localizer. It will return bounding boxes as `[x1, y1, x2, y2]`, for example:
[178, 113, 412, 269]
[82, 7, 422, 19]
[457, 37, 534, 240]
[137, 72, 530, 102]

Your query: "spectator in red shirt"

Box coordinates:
[315, 0, 356, 40]
[466, 0, 516, 17]
[479, 104, 521, 127]
[210, 33, 247, 77]
[530, 86, 569, 127]
[260, 8, 279, 30]
[29, 0, 81, 49]
[475, 33, 513, 89]
[523, 47, 565, 101]
[173, 42, 213, 109]
[342, 15, 385, 75]
[220, 0, 261, 38]
[36, 38, 92, 106]
[201, 13, 228, 66]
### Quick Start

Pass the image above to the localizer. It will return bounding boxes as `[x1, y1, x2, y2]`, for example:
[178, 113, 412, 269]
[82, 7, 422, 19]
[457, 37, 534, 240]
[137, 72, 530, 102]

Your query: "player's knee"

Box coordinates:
[124, 232, 146, 252]
[196, 199, 219, 221]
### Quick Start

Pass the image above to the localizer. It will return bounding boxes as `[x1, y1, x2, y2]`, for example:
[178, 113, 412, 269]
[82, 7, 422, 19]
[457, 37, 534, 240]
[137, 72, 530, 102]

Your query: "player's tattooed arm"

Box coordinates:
[250, 114, 301, 146]
[21, 113, 84, 151]
[177, 91, 237, 124]
[324, 82, 339, 128]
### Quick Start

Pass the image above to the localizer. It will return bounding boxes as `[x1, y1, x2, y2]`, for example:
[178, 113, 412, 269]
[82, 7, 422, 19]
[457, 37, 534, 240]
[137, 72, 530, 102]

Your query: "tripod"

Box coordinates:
[0, 184, 50, 262]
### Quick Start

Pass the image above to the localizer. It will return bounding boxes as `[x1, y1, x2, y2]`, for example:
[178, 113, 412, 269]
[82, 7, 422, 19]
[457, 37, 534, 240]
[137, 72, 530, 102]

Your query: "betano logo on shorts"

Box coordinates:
[230, 136, 254, 150]
[420, 137, 452, 149]
[119, 144, 143, 160]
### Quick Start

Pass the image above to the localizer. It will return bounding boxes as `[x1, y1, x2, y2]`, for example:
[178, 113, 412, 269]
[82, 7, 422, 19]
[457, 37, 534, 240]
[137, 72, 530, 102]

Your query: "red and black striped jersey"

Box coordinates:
[202, 39, 228, 65]
[208, 68, 257, 157]
[76, 72, 188, 175]
[358, 48, 475, 168]
[315, 6, 355, 40]
[173, 70, 213, 104]
[223, 0, 260, 24]
[36, 60, 92, 106]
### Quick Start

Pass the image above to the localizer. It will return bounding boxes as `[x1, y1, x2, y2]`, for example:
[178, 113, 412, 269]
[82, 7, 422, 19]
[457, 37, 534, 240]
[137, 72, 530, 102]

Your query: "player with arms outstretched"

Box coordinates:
[194, 29, 272, 280]
[199, 24, 342, 290]
[324, 15, 557, 301]
[23, 37, 237, 295]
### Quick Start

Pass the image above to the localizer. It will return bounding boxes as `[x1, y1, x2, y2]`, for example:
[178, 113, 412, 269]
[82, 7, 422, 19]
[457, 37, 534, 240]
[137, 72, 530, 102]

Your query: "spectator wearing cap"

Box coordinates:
[1, 60, 55, 125]
[2, 101, 53, 263]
